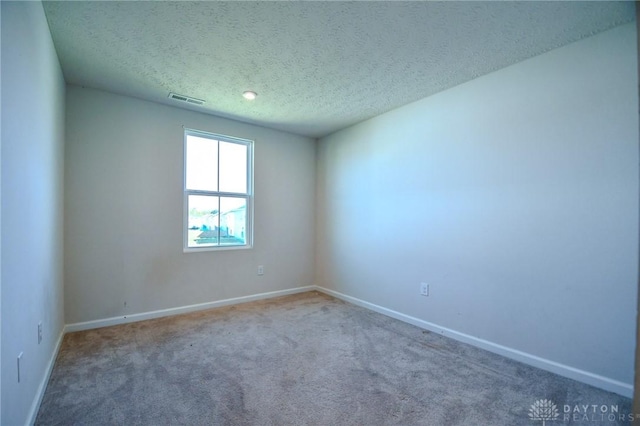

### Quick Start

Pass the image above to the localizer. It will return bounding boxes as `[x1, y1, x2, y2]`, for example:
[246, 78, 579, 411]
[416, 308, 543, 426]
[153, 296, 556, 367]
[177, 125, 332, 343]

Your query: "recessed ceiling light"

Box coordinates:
[242, 91, 257, 100]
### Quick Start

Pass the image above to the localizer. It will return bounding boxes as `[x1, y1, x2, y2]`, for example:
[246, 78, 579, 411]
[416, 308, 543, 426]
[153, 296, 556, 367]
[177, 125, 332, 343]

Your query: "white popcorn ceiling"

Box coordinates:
[42, 1, 635, 138]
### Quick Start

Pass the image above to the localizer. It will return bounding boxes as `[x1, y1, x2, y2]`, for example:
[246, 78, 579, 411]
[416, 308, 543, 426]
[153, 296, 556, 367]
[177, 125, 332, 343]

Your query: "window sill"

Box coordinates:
[183, 244, 252, 254]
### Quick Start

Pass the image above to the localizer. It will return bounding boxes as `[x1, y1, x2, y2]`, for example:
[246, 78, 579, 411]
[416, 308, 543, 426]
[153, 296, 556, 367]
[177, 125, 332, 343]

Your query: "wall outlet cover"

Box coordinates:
[420, 282, 429, 296]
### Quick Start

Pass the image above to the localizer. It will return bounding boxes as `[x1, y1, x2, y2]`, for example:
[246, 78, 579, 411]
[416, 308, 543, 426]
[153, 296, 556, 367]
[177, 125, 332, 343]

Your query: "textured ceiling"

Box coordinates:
[42, 1, 635, 138]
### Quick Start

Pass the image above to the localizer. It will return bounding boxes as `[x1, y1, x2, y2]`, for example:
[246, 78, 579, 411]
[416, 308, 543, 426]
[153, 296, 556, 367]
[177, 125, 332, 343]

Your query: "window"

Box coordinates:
[184, 129, 253, 251]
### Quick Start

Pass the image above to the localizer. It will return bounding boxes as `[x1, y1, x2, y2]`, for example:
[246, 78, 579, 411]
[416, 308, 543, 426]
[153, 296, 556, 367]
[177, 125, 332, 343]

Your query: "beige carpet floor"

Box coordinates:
[36, 291, 631, 425]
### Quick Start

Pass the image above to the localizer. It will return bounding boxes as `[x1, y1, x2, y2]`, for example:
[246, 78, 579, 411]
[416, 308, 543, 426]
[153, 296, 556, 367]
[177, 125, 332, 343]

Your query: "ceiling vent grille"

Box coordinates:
[168, 92, 205, 106]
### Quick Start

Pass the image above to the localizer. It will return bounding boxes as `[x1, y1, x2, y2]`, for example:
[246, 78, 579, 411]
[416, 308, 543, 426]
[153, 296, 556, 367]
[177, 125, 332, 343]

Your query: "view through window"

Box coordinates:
[184, 129, 253, 250]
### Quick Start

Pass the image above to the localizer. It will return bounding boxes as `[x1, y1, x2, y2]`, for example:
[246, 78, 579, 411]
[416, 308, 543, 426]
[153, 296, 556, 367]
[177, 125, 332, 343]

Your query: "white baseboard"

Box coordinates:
[65, 286, 316, 333]
[27, 328, 65, 426]
[313, 285, 633, 398]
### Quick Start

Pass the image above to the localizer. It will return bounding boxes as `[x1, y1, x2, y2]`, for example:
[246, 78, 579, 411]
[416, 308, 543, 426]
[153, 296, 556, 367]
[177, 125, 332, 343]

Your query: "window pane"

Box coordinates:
[186, 135, 218, 191]
[219, 197, 247, 246]
[219, 141, 247, 194]
[187, 195, 219, 247]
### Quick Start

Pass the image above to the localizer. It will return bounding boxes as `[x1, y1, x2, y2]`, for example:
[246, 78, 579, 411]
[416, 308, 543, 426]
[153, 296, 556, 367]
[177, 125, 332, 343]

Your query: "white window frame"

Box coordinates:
[183, 128, 254, 252]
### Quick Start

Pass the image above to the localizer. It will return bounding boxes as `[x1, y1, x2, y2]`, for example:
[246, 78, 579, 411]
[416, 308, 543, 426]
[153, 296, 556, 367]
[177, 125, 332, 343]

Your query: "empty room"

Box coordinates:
[2, 1, 639, 425]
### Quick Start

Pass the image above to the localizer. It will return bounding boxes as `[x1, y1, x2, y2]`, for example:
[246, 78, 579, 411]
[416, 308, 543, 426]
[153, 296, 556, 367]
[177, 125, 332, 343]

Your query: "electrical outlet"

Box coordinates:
[420, 282, 429, 296]
[38, 322, 42, 344]
[257, 265, 264, 276]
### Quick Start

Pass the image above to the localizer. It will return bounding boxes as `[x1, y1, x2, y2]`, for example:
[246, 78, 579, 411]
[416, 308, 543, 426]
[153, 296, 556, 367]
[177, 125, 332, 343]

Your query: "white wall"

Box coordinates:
[317, 23, 638, 394]
[65, 86, 316, 324]
[1, 2, 3, 421]
[1, 2, 66, 424]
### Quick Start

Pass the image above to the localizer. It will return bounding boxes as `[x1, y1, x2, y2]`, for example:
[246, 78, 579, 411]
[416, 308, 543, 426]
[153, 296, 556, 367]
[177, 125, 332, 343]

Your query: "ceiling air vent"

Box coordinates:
[168, 92, 205, 106]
